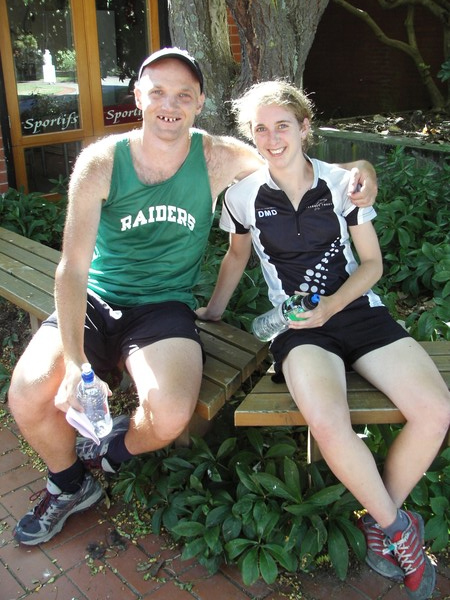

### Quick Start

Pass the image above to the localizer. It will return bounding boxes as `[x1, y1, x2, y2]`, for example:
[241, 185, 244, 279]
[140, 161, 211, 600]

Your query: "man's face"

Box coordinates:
[135, 58, 205, 138]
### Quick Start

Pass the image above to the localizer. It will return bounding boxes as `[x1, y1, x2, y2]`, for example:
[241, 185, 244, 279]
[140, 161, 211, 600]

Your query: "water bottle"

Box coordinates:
[252, 293, 320, 342]
[76, 363, 113, 438]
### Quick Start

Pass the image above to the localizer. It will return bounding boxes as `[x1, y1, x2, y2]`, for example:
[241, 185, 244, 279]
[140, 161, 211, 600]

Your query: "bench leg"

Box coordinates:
[308, 430, 323, 463]
[29, 314, 42, 335]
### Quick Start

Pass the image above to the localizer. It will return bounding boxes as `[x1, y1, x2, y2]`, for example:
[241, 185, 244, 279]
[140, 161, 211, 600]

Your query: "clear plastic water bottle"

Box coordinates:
[252, 293, 320, 342]
[76, 363, 113, 438]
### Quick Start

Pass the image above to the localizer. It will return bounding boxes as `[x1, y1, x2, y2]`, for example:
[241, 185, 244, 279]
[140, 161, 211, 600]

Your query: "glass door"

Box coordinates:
[0, 0, 160, 194]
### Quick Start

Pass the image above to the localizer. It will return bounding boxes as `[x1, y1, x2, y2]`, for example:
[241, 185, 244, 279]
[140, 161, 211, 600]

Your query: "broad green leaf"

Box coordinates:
[181, 537, 207, 560]
[171, 520, 205, 537]
[222, 515, 242, 541]
[206, 505, 230, 527]
[225, 537, 256, 560]
[265, 442, 297, 458]
[409, 478, 429, 506]
[217, 436, 237, 458]
[283, 456, 302, 501]
[264, 543, 297, 571]
[204, 525, 221, 551]
[430, 496, 449, 517]
[241, 547, 260, 586]
[334, 517, 366, 561]
[253, 472, 299, 501]
[425, 515, 449, 551]
[308, 484, 346, 506]
[328, 523, 349, 581]
[246, 429, 265, 455]
[259, 547, 278, 584]
[235, 464, 263, 494]
[285, 502, 320, 517]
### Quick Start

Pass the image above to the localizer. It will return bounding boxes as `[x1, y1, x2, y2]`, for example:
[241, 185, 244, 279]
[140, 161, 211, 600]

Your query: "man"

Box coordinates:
[8, 48, 377, 546]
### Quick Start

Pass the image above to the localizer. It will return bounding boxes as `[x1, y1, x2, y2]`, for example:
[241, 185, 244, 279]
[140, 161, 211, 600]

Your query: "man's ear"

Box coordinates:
[134, 86, 142, 110]
[196, 92, 206, 115]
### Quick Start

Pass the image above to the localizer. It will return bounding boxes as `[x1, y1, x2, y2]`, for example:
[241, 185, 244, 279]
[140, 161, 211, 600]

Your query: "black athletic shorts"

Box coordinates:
[43, 290, 203, 379]
[270, 299, 411, 381]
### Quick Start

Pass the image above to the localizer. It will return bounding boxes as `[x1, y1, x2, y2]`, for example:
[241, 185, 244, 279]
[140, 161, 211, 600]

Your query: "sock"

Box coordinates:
[382, 509, 409, 540]
[49, 458, 85, 493]
[364, 513, 376, 525]
[105, 432, 134, 466]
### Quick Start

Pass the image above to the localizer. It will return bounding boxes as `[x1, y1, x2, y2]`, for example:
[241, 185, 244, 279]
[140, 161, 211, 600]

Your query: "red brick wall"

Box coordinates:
[303, 1, 444, 118]
[0, 128, 9, 193]
[227, 9, 241, 62]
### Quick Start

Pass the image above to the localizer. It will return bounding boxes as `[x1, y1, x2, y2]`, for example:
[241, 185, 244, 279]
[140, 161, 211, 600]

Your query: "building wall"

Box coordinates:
[303, 1, 445, 119]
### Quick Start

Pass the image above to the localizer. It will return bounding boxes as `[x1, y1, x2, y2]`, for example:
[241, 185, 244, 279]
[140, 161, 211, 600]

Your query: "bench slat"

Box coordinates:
[235, 342, 450, 430]
[0, 252, 56, 294]
[197, 319, 268, 364]
[0, 228, 61, 262]
[235, 389, 408, 427]
[0, 270, 55, 320]
[197, 379, 226, 420]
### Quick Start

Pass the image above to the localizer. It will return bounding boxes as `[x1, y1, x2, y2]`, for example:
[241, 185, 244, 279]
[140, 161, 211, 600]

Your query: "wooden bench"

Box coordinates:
[0, 226, 269, 427]
[235, 341, 450, 462]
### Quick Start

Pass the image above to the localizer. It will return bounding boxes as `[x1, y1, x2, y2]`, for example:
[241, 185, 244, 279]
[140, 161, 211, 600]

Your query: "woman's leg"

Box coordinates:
[353, 337, 450, 507]
[282, 344, 398, 528]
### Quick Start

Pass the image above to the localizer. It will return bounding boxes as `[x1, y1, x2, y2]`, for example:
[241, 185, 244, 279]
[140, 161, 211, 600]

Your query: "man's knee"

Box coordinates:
[135, 396, 195, 444]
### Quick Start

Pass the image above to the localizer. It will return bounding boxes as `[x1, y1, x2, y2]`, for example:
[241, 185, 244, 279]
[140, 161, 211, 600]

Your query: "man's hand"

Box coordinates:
[347, 163, 378, 207]
[54, 361, 83, 413]
[195, 306, 222, 322]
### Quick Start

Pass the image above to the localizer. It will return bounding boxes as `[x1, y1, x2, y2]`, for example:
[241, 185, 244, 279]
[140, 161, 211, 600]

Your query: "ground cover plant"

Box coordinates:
[0, 146, 448, 583]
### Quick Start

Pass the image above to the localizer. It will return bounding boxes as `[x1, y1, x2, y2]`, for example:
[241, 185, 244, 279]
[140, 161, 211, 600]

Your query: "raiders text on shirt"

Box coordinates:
[120, 205, 196, 231]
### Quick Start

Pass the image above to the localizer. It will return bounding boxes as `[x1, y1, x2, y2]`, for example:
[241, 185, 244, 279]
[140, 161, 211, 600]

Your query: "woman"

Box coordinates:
[197, 80, 450, 600]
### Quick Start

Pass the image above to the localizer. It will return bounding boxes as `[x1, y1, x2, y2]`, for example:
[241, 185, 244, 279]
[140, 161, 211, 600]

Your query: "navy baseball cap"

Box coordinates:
[138, 47, 204, 93]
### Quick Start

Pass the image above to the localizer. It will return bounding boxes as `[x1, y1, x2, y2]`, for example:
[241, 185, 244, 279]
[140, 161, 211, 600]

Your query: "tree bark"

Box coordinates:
[168, 0, 237, 132]
[225, 0, 329, 95]
[167, 0, 329, 133]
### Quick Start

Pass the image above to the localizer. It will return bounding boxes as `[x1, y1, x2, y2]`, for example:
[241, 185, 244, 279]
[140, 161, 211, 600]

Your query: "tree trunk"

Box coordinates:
[226, 0, 329, 95]
[167, 0, 237, 133]
[167, 0, 329, 133]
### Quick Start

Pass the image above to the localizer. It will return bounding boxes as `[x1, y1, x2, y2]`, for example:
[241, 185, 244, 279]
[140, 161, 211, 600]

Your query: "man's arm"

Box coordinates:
[54, 139, 114, 411]
[196, 232, 253, 321]
[203, 133, 263, 201]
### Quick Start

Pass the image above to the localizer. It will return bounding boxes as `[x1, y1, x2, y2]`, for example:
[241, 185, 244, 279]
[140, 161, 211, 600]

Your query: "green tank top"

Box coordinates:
[87, 131, 213, 308]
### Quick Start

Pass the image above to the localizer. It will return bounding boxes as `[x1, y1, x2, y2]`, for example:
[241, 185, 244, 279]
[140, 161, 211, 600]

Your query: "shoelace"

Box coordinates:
[28, 488, 59, 517]
[383, 532, 425, 576]
[366, 522, 395, 556]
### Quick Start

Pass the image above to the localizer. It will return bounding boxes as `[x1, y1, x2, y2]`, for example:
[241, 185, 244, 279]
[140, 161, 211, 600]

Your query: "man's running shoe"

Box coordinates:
[357, 513, 404, 581]
[14, 472, 103, 545]
[76, 414, 130, 473]
[387, 511, 436, 600]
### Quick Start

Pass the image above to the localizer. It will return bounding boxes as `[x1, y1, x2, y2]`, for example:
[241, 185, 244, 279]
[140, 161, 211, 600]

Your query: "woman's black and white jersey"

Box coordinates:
[220, 157, 384, 309]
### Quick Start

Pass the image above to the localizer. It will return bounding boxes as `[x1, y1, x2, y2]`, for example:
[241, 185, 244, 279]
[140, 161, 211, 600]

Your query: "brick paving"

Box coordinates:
[1, 418, 449, 600]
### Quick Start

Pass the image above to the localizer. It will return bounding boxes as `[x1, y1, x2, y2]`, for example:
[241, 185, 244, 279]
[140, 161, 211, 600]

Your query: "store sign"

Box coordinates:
[20, 103, 142, 135]
[22, 110, 79, 135]
[103, 104, 142, 126]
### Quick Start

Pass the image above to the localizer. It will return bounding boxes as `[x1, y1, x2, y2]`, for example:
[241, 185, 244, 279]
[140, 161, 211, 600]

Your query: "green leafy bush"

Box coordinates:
[111, 419, 449, 584]
[373, 146, 450, 339]
[0, 186, 67, 250]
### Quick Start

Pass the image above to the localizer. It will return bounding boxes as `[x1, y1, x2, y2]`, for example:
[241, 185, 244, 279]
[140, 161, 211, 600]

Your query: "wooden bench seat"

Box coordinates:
[235, 341, 450, 462]
[0, 227, 269, 424]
